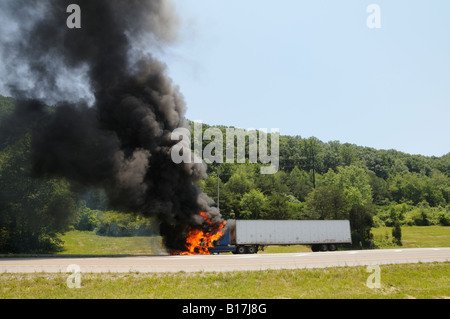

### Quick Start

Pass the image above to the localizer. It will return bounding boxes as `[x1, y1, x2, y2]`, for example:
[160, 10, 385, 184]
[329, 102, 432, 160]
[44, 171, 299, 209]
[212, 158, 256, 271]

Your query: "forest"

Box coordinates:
[1, 95, 449, 252]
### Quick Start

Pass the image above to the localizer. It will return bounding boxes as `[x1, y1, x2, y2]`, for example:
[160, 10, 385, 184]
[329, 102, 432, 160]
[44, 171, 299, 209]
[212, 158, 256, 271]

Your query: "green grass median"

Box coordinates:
[1, 262, 449, 299]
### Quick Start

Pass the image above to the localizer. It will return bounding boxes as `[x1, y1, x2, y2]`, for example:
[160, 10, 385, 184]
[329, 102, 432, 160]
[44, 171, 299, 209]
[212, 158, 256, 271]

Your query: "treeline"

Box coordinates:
[0, 96, 449, 252]
[194, 123, 450, 245]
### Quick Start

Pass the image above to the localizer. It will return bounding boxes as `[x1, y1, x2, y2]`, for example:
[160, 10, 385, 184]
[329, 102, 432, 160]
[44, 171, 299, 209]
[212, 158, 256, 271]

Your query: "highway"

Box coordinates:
[0, 248, 449, 273]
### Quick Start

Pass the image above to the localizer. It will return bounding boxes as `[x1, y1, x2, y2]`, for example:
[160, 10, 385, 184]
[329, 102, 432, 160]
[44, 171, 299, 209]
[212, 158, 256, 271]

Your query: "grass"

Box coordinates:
[261, 245, 311, 253]
[57, 230, 165, 255]
[55, 226, 450, 256]
[1, 227, 449, 299]
[371, 226, 450, 249]
[0, 262, 449, 299]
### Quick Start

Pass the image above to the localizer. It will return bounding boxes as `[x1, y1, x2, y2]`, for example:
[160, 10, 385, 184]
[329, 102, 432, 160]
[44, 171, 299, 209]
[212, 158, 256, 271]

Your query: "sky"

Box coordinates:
[161, 0, 450, 157]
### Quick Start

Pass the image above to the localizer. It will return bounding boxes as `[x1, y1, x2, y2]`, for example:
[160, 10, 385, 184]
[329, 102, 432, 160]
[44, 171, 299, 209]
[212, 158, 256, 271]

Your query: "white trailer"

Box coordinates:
[210, 220, 352, 254]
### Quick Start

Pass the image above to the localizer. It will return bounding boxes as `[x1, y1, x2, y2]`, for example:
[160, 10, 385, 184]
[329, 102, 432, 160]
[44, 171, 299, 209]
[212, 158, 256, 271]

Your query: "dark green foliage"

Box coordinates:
[0, 134, 77, 253]
[195, 124, 449, 248]
[392, 221, 402, 245]
[438, 211, 450, 226]
[75, 202, 100, 231]
[94, 211, 156, 237]
[305, 185, 347, 220]
[1, 96, 449, 252]
[72, 202, 156, 237]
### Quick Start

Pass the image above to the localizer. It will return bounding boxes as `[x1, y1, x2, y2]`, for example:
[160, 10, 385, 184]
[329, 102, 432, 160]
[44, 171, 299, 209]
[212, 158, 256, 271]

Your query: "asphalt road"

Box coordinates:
[0, 248, 449, 273]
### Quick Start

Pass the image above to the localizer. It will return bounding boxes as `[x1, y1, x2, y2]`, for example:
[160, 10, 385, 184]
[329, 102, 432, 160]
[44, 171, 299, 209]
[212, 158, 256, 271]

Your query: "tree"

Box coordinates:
[340, 143, 357, 166]
[0, 134, 77, 253]
[252, 171, 286, 199]
[349, 204, 374, 245]
[301, 137, 323, 187]
[199, 174, 222, 207]
[363, 149, 389, 179]
[264, 193, 290, 220]
[368, 171, 390, 205]
[389, 158, 409, 175]
[321, 166, 374, 244]
[279, 135, 303, 171]
[322, 166, 373, 207]
[288, 166, 313, 201]
[224, 166, 254, 197]
[392, 220, 402, 245]
[388, 172, 447, 207]
[215, 187, 239, 220]
[322, 141, 342, 172]
[240, 189, 267, 219]
[305, 185, 346, 220]
[75, 201, 99, 231]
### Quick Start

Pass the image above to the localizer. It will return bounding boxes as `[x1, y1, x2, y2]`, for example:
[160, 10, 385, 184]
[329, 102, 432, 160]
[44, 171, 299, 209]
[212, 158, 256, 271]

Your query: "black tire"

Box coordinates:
[247, 246, 257, 254]
[236, 246, 247, 254]
[311, 244, 320, 252]
[320, 244, 328, 252]
[327, 244, 337, 251]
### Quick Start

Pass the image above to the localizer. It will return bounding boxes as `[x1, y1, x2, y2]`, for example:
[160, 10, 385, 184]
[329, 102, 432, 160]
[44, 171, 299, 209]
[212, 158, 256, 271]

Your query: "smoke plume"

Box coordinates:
[0, 0, 222, 252]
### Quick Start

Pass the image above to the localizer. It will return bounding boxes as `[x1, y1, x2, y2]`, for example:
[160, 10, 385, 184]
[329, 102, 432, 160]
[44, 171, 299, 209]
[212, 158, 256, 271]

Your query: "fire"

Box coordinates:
[173, 212, 225, 255]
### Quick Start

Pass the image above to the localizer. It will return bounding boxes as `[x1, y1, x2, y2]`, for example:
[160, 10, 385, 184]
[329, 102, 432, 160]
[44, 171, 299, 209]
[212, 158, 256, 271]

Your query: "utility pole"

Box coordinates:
[217, 165, 220, 210]
[311, 148, 316, 189]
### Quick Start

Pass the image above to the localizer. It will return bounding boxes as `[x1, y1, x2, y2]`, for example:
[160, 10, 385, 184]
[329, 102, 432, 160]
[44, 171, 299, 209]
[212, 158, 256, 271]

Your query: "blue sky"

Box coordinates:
[162, 0, 450, 157]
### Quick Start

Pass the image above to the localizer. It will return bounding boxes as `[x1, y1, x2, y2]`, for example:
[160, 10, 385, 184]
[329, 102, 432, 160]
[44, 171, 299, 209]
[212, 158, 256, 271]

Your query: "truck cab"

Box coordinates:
[209, 231, 236, 254]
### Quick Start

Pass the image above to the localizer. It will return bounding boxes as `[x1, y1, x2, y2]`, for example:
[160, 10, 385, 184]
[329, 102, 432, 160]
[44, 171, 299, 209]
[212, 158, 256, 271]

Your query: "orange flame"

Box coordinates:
[173, 212, 225, 255]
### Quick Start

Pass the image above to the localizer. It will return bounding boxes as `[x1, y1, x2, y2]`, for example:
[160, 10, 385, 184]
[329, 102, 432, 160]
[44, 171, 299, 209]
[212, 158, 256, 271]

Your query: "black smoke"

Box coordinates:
[0, 0, 222, 252]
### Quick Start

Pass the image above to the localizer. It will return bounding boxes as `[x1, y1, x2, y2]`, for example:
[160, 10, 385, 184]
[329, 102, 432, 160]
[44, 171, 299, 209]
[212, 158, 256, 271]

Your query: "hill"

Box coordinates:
[0, 95, 449, 252]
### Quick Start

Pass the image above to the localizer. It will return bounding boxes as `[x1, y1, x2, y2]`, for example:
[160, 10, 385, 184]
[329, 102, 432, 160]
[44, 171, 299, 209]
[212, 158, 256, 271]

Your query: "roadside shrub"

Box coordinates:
[437, 211, 450, 226]
[402, 202, 448, 226]
[408, 209, 430, 226]
[75, 204, 99, 231]
[372, 230, 397, 248]
[374, 203, 412, 227]
[392, 221, 402, 245]
[372, 215, 386, 228]
[375, 201, 450, 227]
[95, 211, 155, 237]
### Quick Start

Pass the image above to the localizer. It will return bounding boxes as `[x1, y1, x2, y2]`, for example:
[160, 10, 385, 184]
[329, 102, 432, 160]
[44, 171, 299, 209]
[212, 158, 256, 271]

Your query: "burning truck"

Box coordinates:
[0, 0, 351, 257]
[0, 0, 224, 254]
[173, 219, 352, 255]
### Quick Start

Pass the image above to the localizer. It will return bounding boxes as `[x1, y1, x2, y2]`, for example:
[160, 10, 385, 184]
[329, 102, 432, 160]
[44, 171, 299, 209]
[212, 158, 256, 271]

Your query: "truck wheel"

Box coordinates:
[236, 246, 247, 254]
[327, 244, 337, 252]
[311, 244, 320, 252]
[247, 246, 257, 254]
[320, 244, 328, 252]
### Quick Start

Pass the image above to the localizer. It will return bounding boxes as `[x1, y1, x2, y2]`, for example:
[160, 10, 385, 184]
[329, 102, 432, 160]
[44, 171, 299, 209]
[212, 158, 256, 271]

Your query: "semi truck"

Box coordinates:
[209, 220, 352, 254]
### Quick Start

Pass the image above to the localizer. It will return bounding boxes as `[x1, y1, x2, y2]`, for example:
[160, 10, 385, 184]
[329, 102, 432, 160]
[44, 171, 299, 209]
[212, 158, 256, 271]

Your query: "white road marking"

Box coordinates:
[169, 255, 207, 259]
